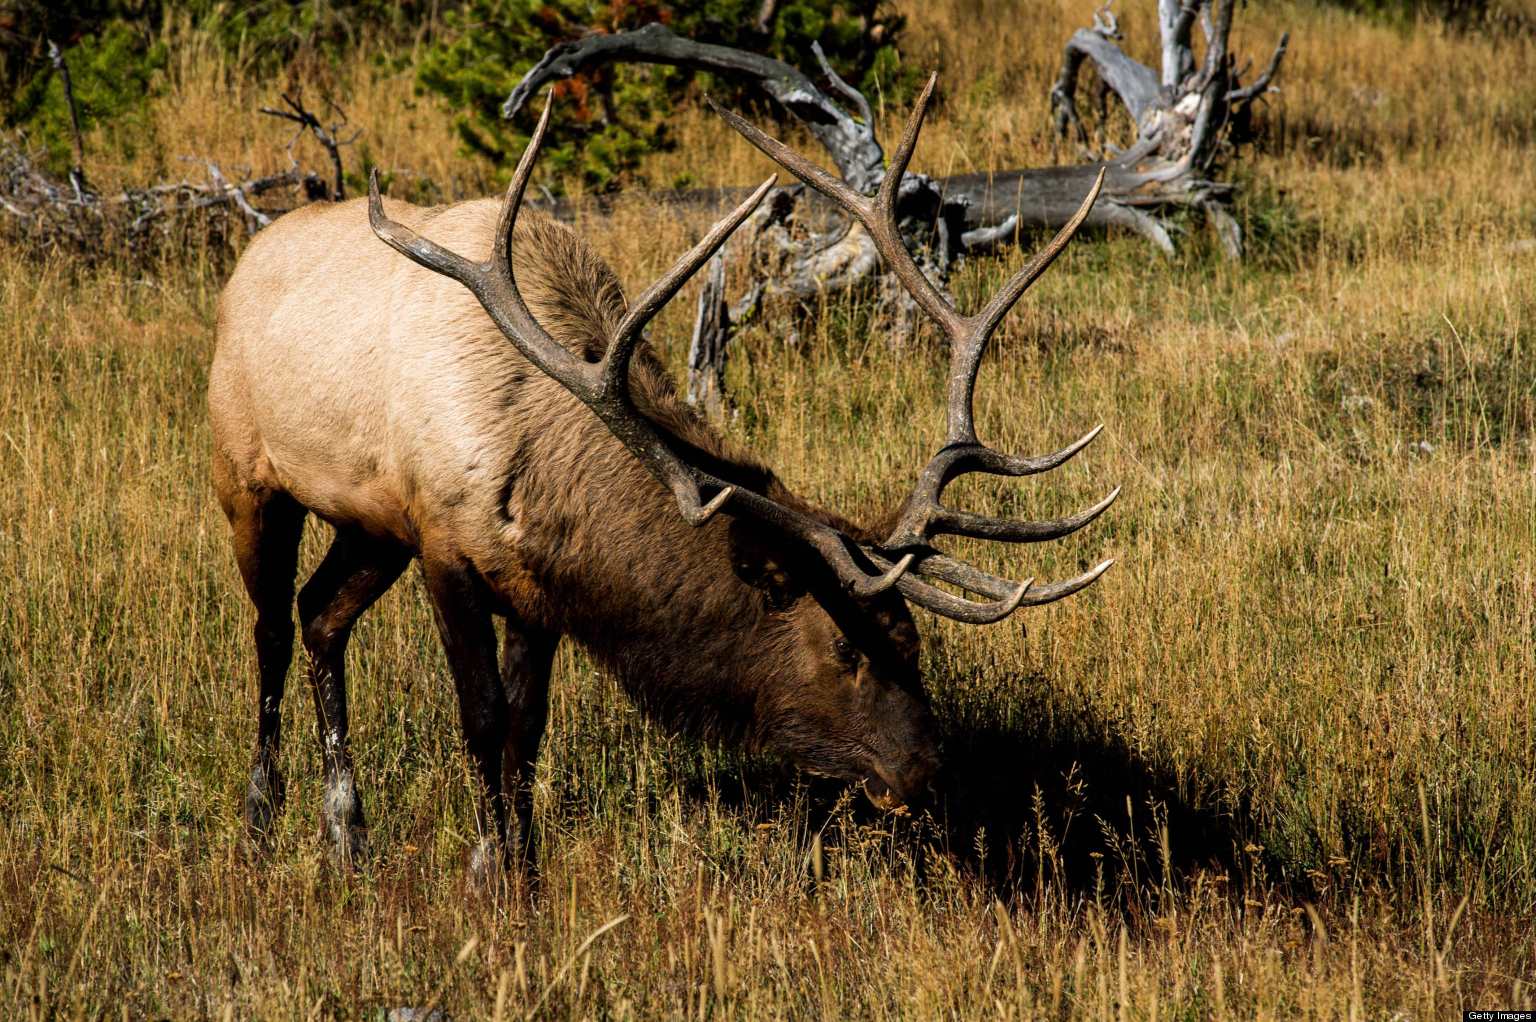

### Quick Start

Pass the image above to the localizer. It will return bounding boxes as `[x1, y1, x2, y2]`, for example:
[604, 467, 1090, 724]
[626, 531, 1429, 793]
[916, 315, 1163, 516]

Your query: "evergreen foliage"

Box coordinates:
[414, 1, 911, 190]
[0, 0, 909, 187]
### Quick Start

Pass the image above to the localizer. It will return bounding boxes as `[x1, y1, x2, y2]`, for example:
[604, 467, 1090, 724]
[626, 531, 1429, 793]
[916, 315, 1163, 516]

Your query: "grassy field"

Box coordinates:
[3, 1, 1536, 1017]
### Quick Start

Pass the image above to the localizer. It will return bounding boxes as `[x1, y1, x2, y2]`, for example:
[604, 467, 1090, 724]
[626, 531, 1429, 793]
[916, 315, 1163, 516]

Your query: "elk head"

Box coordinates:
[367, 76, 1116, 810]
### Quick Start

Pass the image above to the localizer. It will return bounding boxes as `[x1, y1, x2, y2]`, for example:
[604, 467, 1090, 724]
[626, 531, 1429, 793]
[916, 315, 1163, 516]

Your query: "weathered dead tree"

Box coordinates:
[1049, 0, 1288, 257]
[0, 77, 355, 263]
[45, 39, 89, 202]
[501, 3, 1285, 414]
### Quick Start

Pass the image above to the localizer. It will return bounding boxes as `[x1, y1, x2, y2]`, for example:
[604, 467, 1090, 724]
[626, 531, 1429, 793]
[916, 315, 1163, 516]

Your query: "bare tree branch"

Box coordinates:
[1, 88, 362, 262]
[45, 40, 89, 201]
[258, 91, 358, 201]
[502, 23, 886, 193]
[1228, 32, 1290, 105]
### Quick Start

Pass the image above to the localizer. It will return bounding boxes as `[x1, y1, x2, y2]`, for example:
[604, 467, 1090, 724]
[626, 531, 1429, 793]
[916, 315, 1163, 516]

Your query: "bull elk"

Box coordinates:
[208, 76, 1117, 870]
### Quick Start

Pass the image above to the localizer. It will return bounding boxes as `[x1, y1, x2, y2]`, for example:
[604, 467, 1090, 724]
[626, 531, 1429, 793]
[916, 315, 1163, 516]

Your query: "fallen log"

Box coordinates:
[499, 4, 1286, 411]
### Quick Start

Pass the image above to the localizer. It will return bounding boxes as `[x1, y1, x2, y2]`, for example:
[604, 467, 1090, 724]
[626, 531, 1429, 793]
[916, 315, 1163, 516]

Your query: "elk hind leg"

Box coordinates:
[421, 557, 510, 878]
[221, 480, 307, 846]
[297, 526, 409, 863]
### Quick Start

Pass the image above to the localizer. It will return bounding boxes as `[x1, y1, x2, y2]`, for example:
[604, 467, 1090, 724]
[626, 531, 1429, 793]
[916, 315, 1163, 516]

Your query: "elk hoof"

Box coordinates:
[468, 838, 503, 886]
[244, 761, 286, 848]
[321, 771, 368, 866]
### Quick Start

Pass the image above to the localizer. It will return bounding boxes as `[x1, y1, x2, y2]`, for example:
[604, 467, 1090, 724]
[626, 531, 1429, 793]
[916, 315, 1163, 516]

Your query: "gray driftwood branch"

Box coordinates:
[503, 23, 885, 193]
[1051, 0, 1289, 257]
[0, 90, 360, 260]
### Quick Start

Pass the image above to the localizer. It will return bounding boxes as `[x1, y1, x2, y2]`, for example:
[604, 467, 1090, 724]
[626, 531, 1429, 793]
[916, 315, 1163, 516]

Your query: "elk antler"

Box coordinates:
[369, 88, 1112, 624]
[709, 73, 1118, 623]
[369, 99, 913, 600]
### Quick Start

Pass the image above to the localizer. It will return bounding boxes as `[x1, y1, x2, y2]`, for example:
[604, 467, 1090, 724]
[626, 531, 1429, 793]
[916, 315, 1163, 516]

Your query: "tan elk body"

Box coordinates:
[214, 196, 692, 601]
[209, 83, 1115, 869]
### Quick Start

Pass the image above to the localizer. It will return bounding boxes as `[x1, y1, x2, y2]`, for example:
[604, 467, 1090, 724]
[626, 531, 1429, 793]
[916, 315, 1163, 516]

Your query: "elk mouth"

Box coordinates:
[861, 750, 940, 812]
[862, 772, 912, 813]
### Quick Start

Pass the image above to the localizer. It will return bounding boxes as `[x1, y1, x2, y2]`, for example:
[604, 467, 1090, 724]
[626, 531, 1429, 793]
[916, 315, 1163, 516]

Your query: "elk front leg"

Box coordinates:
[421, 557, 511, 876]
[297, 527, 409, 863]
[500, 619, 558, 871]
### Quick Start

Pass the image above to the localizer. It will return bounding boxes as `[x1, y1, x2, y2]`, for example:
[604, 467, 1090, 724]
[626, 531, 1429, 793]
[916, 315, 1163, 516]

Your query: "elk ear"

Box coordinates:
[728, 520, 802, 612]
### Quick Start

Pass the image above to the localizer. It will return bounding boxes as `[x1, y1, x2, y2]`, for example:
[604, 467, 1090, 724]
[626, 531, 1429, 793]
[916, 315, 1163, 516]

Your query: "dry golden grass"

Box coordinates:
[3, 1, 1535, 1017]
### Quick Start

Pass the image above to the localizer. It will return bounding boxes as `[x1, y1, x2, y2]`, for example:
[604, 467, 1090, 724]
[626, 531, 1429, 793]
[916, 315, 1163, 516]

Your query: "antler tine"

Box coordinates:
[369, 172, 486, 286]
[858, 555, 1033, 625]
[708, 93, 967, 342]
[603, 175, 777, 395]
[883, 550, 1116, 613]
[946, 168, 1106, 446]
[1019, 559, 1115, 606]
[706, 96, 862, 216]
[369, 100, 589, 394]
[896, 574, 1033, 626]
[875, 72, 936, 210]
[491, 98, 555, 281]
[929, 485, 1120, 543]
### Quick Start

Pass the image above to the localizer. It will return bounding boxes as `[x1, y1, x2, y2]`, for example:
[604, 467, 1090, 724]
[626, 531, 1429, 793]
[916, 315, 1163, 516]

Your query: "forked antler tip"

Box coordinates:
[366, 167, 383, 214]
[1001, 576, 1037, 618]
[854, 552, 915, 598]
[685, 485, 735, 526]
[366, 168, 409, 249]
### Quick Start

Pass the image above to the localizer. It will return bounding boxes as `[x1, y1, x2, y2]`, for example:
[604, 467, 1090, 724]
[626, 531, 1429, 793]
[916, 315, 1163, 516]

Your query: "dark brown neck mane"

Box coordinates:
[502, 213, 865, 746]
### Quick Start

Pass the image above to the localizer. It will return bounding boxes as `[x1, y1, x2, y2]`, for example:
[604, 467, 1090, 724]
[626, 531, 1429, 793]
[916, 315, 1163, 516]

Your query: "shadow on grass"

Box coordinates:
[925, 708, 1269, 904]
[669, 676, 1284, 907]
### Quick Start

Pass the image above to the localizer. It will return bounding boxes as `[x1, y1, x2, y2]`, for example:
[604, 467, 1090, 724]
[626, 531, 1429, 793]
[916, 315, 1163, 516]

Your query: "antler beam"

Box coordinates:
[711, 76, 1118, 622]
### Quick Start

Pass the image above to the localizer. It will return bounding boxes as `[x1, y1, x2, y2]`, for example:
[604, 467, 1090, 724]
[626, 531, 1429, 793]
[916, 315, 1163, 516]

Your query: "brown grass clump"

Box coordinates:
[3, 1, 1535, 1017]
